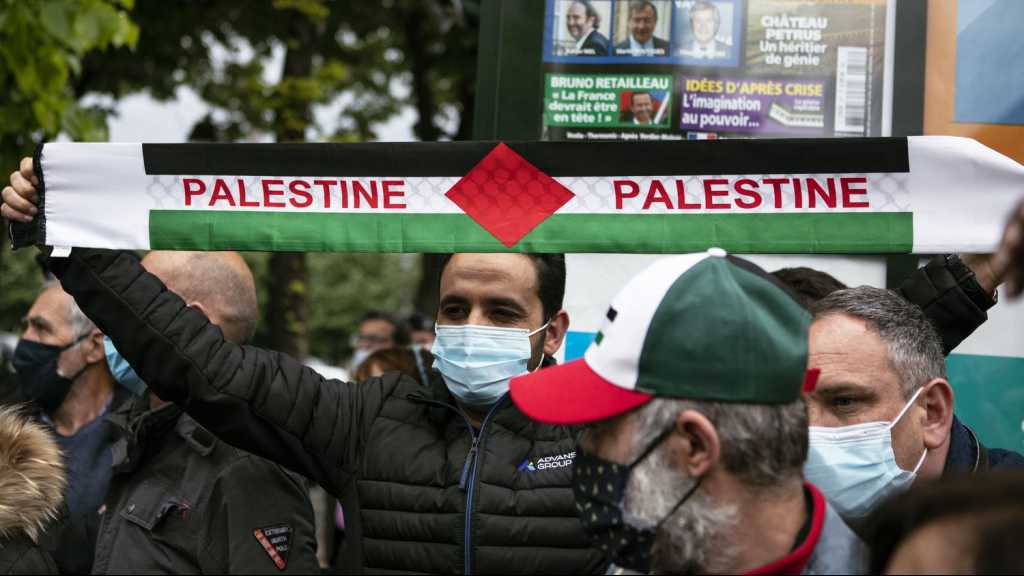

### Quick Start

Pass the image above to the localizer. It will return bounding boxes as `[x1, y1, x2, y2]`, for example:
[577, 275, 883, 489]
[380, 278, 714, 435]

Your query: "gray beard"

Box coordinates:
[624, 448, 738, 574]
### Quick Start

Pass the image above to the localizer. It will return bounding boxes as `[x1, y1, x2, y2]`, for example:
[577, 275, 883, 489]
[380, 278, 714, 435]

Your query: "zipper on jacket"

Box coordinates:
[461, 397, 505, 575]
[405, 392, 507, 575]
[459, 441, 478, 489]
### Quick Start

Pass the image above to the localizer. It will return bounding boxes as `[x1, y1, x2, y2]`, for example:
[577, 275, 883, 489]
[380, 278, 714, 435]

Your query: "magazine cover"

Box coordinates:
[541, 0, 891, 141]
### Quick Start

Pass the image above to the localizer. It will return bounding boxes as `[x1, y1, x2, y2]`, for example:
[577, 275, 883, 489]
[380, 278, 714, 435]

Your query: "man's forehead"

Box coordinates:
[360, 319, 395, 333]
[809, 313, 881, 352]
[31, 285, 71, 316]
[809, 313, 900, 389]
[809, 315, 884, 368]
[26, 285, 73, 333]
[442, 254, 538, 292]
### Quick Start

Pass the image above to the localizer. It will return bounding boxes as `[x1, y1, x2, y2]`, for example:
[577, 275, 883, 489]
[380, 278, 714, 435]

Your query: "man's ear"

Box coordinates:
[542, 309, 570, 357]
[187, 300, 214, 322]
[672, 409, 720, 478]
[82, 329, 106, 364]
[920, 378, 954, 451]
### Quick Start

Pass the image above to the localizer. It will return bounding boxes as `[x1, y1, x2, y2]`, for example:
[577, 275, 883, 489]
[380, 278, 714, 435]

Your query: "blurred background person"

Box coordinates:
[354, 347, 436, 385]
[771, 267, 848, 310]
[348, 309, 409, 372]
[12, 280, 129, 573]
[406, 311, 436, 349]
[867, 471, 1024, 574]
[0, 332, 19, 405]
[0, 405, 66, 574]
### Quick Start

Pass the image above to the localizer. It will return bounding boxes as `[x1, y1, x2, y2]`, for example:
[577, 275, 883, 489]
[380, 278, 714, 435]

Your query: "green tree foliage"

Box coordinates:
[245, 252, 418, 364]
[0, 0, 479, 361]
[0, 249, 44, 335]
[0, 0, 137, 170]
[0, 0, 137, 337]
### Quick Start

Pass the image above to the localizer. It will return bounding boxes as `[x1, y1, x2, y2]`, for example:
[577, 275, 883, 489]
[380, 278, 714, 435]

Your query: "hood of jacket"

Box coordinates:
[0, 406, 66, 542]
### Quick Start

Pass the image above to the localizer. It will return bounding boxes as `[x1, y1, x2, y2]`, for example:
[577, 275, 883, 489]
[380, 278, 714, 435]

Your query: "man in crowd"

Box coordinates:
[614, 0, 669, 56]
[12, 280, 128, 573]
[91, 250, 320, 574]
[564, 0, 609, 56]
[3, 155, 606, 573]
[679, 1, 731, 60]
[627, 92, 655, 125]
[804, 286, 1024, 529]
[407, 311, 436, 349]
[349, 309, 408, 371]
[510, 251, 866, 574]
[866, 471, 1024, 574]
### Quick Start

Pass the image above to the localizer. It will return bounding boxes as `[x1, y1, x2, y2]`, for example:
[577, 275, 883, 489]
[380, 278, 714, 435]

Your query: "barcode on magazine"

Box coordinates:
[834, 46, 868, 134]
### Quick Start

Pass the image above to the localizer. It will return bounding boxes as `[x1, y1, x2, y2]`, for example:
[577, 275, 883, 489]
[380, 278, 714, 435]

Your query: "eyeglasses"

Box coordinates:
[350, 333, 393, 347]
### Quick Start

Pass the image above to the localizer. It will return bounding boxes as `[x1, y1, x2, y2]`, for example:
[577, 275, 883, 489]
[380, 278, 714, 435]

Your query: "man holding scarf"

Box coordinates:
[2, 157, 606, 574]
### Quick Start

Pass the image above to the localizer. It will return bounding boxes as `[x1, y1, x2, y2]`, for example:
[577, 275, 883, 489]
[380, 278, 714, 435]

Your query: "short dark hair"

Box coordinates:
[439, 254, 567, 321]
[359, 309, 410, 346]
[628, 0, 657, 20]
[571, 0, 601, 29]
[867, 472, 1024, 574]
[630, 91, 651, 105]
[407, 311, 434, 332]
[771, 267, 847, 309]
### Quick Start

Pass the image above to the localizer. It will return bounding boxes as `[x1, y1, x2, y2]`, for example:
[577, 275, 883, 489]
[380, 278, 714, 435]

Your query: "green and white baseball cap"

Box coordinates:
[510, 249, 818, 425]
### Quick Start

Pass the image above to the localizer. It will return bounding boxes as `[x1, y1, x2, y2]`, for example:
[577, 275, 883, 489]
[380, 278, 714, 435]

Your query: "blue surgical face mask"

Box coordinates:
[430, 322, 548, 410]
[104, 336, 147, 396]
[350, 347, 373, 372]
[803, 386, 928, 523]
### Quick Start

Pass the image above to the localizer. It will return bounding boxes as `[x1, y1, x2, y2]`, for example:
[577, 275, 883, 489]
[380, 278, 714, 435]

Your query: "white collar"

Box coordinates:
[629, 35, 653, 50]
[574, 29, 593, 50]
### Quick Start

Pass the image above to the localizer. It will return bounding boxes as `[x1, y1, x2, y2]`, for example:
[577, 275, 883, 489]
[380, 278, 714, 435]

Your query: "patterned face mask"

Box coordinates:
[572, 426, 702, 572]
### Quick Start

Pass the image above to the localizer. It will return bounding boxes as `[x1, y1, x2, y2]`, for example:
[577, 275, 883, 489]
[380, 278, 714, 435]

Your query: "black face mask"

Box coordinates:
[12, 335, 89, 413]
[573, 426, 702, 573]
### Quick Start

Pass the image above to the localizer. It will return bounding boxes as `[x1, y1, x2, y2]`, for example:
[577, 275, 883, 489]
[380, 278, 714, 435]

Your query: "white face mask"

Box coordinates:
[350, 347, 373, 371]
[430, 323, 548, 410]
[803, 386, 928, 522]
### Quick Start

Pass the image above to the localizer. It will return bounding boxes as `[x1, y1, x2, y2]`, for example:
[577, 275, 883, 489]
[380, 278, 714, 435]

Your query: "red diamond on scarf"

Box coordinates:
[445, 143, 575, 248]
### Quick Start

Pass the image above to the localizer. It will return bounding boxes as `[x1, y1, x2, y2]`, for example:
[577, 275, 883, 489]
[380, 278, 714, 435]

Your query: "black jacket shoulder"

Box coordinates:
[93, 399, 319, 574]
[944, 416, 1024, 476]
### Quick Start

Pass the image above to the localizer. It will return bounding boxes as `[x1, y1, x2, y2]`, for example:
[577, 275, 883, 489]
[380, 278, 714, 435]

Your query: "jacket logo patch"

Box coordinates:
[518, 451, 576, 472]
[253, 524, 292, 571]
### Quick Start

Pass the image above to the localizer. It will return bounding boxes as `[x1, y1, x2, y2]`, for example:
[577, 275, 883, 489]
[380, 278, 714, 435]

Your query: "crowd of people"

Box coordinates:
[2, 155, 1024, 574]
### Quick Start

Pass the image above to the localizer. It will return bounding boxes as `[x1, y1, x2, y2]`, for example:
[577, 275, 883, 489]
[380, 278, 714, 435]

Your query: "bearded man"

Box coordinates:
[511, 250, 867, 574]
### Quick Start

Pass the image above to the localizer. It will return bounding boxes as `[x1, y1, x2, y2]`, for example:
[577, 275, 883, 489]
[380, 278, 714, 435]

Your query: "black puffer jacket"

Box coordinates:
[92, 398, 320, 574]
[50, 248, 605, 575]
